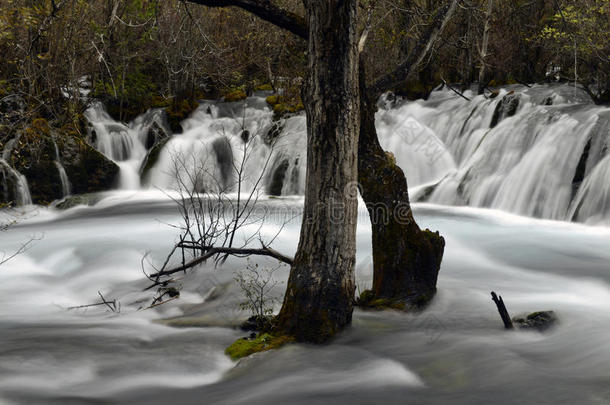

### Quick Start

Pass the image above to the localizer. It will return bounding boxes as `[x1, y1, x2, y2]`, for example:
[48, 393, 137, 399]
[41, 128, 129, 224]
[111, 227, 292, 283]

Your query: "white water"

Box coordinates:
[0, 158, 32, 205]
[2, 84, 610, 404]
[84, 103, 167, 190]
[82, 84, 610, 225]
[393, 85, 610, 223]
[2, 194, 610, 403]
[52, 138, 72, 197]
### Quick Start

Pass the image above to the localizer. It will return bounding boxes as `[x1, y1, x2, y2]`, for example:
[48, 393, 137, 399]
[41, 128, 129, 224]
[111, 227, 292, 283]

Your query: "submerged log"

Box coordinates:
[491, 291, 513, 329]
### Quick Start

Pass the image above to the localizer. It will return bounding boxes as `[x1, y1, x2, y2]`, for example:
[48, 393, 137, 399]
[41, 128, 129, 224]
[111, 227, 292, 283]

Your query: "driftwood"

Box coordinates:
[491, 291, 513, 329]
[147, 245, 293, 282]
[68, 291, 119, 312]
[442, 78, 471, 101]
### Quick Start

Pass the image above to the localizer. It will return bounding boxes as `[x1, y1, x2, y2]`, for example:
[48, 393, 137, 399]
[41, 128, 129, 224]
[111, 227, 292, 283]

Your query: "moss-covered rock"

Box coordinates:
[57, 135, 119, 196]
[356, 290, 408, 310]
[265, 94, 280, 106]
[255, 84, 273, 91]
[513, 311, 558, 332]
[165, 99, 199, 134]
[225, 333, 294, 360]
[224, 89, 247, 102]
[4, 119, 119, 205]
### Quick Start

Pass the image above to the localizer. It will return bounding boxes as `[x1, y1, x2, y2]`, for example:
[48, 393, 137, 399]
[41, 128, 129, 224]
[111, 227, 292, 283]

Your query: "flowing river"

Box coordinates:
[1, 84, 610, 404]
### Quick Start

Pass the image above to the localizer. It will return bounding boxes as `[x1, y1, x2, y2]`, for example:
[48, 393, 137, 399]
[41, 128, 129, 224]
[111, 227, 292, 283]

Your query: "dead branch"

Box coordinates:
[441, 78, 471, 101]
[68, 291, 119, 312]
[148, 245, 293, 281]
[491, 291, 513, 329]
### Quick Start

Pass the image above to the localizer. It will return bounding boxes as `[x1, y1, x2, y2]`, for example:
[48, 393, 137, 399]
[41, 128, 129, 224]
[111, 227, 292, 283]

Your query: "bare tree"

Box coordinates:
[143, 106, 294, 306]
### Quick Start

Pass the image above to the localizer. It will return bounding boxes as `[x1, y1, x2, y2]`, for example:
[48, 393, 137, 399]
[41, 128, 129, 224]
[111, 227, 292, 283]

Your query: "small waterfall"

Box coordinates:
[0, 159, 32, 206]
[52, 138, 71, 197]
[144, 97, 290, 194]
[84, 102, 163, 189]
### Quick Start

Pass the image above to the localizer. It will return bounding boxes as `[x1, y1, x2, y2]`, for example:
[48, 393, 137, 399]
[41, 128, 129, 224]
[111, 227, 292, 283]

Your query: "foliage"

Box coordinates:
[234, 261, 284, 319]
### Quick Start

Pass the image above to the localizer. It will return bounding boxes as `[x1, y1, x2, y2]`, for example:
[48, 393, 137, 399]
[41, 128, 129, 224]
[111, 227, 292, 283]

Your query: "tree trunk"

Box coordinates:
[358, 62, 445, 308]
[275, 0, 360, 343]
[477, 0, 494, 95]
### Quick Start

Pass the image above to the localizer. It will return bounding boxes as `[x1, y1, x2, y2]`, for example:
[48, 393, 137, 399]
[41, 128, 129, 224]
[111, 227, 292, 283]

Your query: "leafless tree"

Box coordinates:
[142, 106, 294, 306]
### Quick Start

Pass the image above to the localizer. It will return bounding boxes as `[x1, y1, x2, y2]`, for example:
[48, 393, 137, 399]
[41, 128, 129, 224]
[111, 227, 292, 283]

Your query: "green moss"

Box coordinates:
[224, 89, 247, 102]
[356, 290, 406, 310]
[165, 99, 199, 133]
[225, 333, 294, 360]
[266, 94, 280, 106]
[255, 84, 273, 91]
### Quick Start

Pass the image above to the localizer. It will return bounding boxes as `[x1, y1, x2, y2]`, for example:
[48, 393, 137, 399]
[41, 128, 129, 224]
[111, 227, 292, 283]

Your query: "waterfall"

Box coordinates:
[52, 138, 71, 197]
[0, 159, 32, 206]
[382, 84, 610, 223]
[84, 102, 162, 189]
[83, 84, 610, 225]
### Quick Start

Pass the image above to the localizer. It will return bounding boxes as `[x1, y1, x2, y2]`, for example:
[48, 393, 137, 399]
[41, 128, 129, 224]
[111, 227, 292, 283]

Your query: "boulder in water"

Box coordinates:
[490, 92, 520, 128]
[145, 121, 169, 150]
[513, 311, 558, 332]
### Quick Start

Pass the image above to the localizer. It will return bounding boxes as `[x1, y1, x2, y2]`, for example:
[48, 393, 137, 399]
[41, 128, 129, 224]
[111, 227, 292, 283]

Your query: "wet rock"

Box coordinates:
[266, 158, 289, 196]
[211, 137, 233, 189]
[513, 311, 558, 332]
[145, 121, 169, 150]
[54, 194, 100, 210]
[3, 120, 119, 205]
[490, 92, 520, 128]
[140, 137, 170, 184]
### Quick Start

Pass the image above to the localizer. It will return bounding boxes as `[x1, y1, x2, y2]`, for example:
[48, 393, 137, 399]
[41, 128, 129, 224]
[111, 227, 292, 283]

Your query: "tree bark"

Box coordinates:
[275, 0, 360, 343]
[477, 0, 494, 95]
[358, 62, 445, 308]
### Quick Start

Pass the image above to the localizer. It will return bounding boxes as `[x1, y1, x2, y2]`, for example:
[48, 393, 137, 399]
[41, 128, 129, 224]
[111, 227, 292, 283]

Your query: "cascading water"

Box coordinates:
[0, 158, 32, 206]
[84, 94, 307, 195]
[378, 84, 610, 224]
[52, 137, 71, 197]
[83, 84, 609, 224]
[84, 102, 166, 189]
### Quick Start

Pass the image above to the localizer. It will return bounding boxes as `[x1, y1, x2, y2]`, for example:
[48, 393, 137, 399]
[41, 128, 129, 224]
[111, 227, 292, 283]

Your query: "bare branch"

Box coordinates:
[148, 244, 293, 282]
[183, 0, 308, 40]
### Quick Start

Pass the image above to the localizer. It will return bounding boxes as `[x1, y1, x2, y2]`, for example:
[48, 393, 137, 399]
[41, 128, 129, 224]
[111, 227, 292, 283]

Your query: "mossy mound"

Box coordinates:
[255, 84, 273, 91]
[165, 99, 199, 134]
[225, 333, 294, 360]
[265, 94, 304, 120]
[224, 89, 247, 102]
[356, 290, 408, 311]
